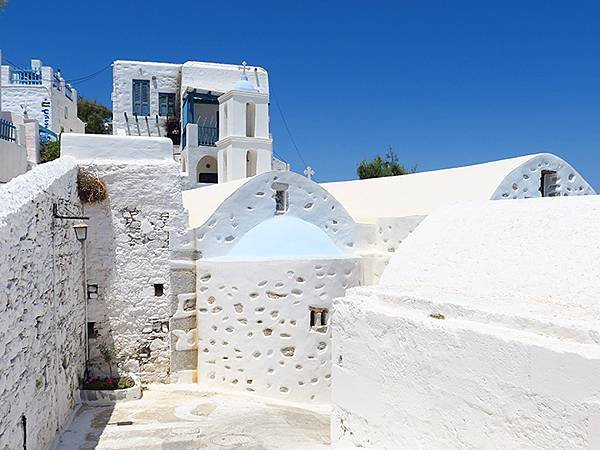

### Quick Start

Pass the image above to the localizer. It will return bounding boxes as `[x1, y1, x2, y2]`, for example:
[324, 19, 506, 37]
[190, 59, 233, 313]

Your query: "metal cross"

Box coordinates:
[304, 166, 315, 180]
[240, 61, 248, 76]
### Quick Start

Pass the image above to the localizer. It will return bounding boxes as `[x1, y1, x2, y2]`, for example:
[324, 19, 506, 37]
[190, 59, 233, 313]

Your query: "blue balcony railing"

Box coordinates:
[11, 68, 42, 85]
[52, 73, 62, 91]
[198, 126, 218, 146]
[0, 119, 17, 142]
[39, 125, 58, 144]
[65, 84, 73, 101]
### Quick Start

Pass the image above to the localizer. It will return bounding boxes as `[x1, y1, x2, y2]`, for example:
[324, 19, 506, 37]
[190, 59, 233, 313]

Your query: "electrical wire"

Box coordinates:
[3, 57, 111, 86]
[272, 92, 308, 169]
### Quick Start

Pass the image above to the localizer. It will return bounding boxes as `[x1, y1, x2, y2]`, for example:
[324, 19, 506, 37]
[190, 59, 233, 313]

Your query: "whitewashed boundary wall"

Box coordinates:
[0, 157, 85, 450]
[332, 195, 600, 449]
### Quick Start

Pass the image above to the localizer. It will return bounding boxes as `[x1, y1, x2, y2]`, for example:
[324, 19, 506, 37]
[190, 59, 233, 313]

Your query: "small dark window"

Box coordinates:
[198, 172, 218, 183]
[309, 306, 328, 331]
[159, 93, 176, 117]
[154, 283, 164, 297]
[541, 170, 559, 197]
[87, 322, 98, 339]
[272, 182, 289, 215]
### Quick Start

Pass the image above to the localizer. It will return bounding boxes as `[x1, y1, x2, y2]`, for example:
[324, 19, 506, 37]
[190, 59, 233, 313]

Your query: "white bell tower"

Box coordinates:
[216, 62, 272, 182]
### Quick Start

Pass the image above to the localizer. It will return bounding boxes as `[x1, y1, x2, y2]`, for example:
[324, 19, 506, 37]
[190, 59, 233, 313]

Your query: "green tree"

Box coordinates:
[40, 141, 61, 163]
[357, 147, 416, 179]
[78, 97, 112, 134]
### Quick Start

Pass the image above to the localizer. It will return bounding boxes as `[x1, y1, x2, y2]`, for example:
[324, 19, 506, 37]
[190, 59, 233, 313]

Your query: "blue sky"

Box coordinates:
[1, 1, 599, 188]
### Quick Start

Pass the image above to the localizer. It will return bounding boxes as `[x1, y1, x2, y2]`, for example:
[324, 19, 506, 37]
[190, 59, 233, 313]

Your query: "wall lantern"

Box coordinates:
[72, 222, 88, 242]
[52, 204, 89, 241]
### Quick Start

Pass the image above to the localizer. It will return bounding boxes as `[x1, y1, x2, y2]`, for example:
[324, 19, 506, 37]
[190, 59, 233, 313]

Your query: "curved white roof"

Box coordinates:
[183, 153, 595, 229]
[183, 177, 252, 229]
[321, 153, 594, 223]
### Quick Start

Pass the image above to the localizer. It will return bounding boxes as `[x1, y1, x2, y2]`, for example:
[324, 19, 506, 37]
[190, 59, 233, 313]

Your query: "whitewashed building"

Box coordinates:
[0, 58, 84, 136]
[111, 59, 286, 189]
[0, 51, 41, 182]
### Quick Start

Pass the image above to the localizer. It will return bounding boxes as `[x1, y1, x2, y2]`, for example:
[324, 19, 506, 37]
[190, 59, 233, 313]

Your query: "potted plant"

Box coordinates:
[80, 344, 142, 405]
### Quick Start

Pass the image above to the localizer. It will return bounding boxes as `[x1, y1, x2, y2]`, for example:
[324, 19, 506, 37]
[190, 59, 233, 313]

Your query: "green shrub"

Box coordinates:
[40, 141, 61, 163]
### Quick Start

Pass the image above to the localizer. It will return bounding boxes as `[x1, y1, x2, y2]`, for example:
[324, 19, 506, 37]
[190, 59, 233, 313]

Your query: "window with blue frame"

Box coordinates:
[159, 93, 176, 117]
[132, 79, 150, 116]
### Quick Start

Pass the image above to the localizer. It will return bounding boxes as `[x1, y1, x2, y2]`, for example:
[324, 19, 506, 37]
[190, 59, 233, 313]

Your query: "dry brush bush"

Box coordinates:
[77, 169, 108, 203]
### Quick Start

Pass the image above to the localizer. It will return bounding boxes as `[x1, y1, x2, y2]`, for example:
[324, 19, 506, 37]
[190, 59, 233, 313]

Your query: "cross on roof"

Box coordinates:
[240, 61, 248, 76]
[304, 166, 315, 180]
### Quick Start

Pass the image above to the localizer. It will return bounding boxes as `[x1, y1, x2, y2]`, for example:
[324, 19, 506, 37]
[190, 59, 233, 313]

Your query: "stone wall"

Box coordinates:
[81, 159, 187, 384]
[0, 157, 85, 450]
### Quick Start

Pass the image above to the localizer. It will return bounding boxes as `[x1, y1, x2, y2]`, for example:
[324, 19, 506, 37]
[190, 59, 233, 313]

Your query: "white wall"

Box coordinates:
[61, 133, 174, 161]
[332, 195, 600, 448]
[112, 61, 181, 136]
[0, 157, 85, 450]
[181, 61, 269, 96]
[188, 171, 356, 258]
[0, 137, 27, 182]
[194, 257, 360, 405]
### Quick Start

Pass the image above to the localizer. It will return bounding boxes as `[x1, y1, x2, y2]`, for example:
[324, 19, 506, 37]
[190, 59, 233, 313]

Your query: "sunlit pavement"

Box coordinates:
[56, 385, 330, 450]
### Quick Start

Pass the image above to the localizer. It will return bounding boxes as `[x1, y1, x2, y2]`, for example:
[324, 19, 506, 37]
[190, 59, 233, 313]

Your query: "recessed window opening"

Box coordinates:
[154, 283, 164, 297]
[540, 170, 559, 197]
[246, 102, 256, 137]
[197, 155, 218, 183]
[246, 149, 257, 177]
[87, 322, 98, 339]
[273, 182, 289, 215]
[87, 284, 98, 300]
[158, 93, 176, 117]
[309, 307, 328, 330]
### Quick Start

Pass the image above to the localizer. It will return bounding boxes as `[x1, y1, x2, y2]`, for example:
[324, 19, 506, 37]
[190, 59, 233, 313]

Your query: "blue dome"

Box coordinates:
[234, 75, 258, 92]
[221, 216, 343, 260]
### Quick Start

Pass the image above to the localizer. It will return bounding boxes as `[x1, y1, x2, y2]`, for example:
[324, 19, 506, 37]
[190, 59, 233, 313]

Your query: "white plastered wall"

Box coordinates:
[185, 171, 357, 258]
[332, 195, 600, 449]
[195, 257, 360, 405]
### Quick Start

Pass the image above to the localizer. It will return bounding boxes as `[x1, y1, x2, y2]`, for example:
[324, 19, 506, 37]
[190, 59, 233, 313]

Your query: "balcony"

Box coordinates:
[53, 73, 62, 91]
[198, 126, 218, 147]
[10, 68, 42, 85]
[65, 84, 73, 101]
[0, 119, 16, 142]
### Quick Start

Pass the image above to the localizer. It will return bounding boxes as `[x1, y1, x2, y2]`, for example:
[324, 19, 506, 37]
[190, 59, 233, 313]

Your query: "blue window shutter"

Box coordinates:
[140, 80, 149, 116]
[133, 80, 149, 116]
[159, 94, 166, 116]
[132, 80, 141, 115]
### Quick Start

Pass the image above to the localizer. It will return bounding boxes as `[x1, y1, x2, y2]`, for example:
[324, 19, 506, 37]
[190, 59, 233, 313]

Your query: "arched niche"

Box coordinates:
[197, 155, 218, 184]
